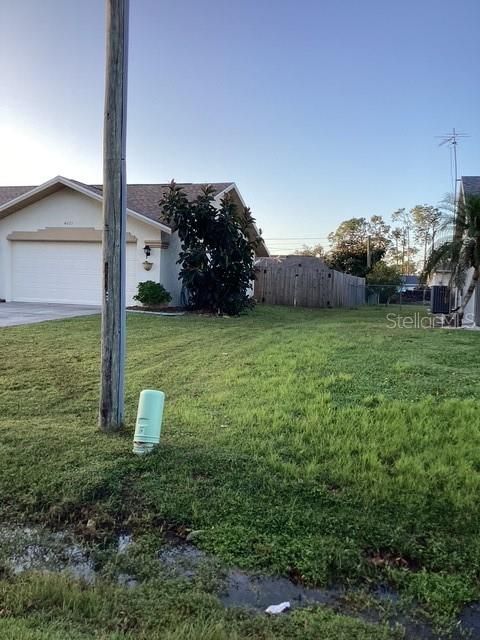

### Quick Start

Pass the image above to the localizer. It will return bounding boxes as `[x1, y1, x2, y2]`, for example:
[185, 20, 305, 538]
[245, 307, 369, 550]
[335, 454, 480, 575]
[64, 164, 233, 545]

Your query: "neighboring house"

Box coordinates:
[401, 275, 420, 289]
[429, 176, 480, 324]
[0, 175, 268, 306]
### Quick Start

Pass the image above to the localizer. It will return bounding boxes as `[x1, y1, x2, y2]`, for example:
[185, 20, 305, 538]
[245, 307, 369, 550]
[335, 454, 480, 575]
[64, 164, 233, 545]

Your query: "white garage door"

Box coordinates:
[11, 241, 137, 305]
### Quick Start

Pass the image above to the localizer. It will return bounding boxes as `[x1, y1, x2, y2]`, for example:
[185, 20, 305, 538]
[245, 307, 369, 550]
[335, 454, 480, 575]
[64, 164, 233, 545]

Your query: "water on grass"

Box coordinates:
[1, 525, 480, 639]
[0, 525, 96, 583]
[220, 569, 342, 609]
[158, 542, 480, 639]
[158, 543, 209, 580]
[157, 543, 343, 608]
[117, 533, 133, 554]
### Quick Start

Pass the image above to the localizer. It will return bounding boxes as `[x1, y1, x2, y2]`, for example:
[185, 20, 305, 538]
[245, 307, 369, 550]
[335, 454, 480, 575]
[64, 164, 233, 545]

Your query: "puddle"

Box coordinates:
[1, 526, 479, 639]
[158, 543, 210, 579]
[0, 526, 96, 584]
[156, 544, 343, 610]
[459, 603, 480, 637]
[117, 572, 138, 588]
[156, 543, 340, 610]
[117, 533, 133, 554]
[220, 569, 343, 609]
[156, 545, 480, 638]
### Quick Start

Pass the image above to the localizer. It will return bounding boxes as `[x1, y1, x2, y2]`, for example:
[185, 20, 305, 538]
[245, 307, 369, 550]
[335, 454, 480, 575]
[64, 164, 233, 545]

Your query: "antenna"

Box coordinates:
[436, 128, 469, 233]
[436, 128, 469, 201]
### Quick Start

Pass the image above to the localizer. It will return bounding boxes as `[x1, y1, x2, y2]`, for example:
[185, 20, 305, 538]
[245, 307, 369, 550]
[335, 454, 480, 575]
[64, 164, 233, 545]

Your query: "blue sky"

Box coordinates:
[0, 0, 478, 253]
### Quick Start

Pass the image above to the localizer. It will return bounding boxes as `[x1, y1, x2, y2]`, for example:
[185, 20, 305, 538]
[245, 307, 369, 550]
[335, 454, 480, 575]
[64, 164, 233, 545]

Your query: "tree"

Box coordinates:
[366, 261, 402, 304]
[392, 208, 412, 275]
[294, 243, 324, 257]
[326, 216, 391, 277]
[424, 195, 480, 323]
[390, 208, 420, 275]
[160, 182, 257, 315]
[390, 227, 404, 270]
[388, 226, 418, 274]
[411, 205, 443, 270]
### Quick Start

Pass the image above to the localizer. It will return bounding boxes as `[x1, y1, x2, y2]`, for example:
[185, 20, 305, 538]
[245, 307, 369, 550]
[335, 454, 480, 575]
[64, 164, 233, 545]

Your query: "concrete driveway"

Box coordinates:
[0, 302, 100, 327]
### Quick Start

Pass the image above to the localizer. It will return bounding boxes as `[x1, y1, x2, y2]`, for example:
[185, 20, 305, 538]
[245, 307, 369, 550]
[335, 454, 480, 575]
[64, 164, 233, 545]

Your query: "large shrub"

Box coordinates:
[133, 281, 172, 306]
[160, 182, 257, 315]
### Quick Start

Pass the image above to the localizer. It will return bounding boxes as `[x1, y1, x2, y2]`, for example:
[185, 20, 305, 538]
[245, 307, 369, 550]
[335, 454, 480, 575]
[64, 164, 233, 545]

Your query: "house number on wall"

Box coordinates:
[63, 220, 74, 226]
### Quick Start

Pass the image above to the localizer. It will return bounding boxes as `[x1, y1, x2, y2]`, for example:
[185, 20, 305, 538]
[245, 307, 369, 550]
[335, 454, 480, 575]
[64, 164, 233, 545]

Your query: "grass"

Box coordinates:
[0, 573, 400, 640]
[0, 304, 479, 637]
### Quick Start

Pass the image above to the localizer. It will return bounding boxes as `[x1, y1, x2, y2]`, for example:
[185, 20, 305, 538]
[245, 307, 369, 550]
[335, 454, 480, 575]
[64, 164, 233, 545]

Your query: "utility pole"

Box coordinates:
[99, 0, 129, 432]
[366, 235, 371, 269]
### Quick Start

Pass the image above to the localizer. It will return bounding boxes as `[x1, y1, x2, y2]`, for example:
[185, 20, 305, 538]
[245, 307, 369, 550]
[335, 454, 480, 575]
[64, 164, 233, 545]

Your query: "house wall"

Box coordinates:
[159, 231, 182, 305]
[461, 266, 476, 325]
[0, 187, 173, 305]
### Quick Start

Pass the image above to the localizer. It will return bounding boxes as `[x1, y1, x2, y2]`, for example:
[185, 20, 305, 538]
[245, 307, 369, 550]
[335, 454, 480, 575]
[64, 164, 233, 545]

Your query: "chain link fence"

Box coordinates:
[366, 284, 431, 307]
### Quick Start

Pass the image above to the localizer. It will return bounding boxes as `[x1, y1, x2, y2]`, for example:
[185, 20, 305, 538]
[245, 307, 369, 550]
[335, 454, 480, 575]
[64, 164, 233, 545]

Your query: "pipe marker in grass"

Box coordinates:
[133, 390, 165, 455]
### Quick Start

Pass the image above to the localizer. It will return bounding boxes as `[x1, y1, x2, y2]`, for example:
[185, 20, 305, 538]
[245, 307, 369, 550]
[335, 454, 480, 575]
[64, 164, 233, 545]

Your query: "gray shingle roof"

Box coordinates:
[0, 185, 36, 207]
[90, 182, 233, 225]
[0, 180, 234, 227]
[462, 176, 480, 197]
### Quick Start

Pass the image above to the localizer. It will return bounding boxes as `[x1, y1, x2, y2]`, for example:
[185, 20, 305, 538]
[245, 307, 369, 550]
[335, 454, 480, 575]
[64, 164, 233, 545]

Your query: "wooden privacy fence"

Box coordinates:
[254, 256, 365, 308]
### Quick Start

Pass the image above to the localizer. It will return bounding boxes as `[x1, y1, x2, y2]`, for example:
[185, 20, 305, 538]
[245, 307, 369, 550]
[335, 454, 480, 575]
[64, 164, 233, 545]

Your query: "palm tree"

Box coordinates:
[423, 195, 480, 324]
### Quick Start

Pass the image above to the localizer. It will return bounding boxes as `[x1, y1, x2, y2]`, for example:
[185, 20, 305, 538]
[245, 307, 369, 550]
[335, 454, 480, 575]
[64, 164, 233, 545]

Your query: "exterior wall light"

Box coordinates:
[143, 245, 153, 270]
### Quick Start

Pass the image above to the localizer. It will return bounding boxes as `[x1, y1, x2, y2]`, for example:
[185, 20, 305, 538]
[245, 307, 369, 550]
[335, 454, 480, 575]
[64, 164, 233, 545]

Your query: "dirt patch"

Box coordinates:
[366, 549, 421, 571]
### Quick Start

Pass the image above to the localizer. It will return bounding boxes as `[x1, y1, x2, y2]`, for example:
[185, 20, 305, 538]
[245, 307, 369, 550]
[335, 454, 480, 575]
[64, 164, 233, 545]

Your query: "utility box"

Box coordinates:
[133, 390, 165, 455]
[431, 285, 450, 314]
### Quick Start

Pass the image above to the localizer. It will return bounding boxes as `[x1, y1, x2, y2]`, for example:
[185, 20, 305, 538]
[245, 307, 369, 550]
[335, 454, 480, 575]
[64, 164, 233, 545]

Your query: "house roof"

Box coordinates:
[461, 176, 480, 198]
[70, 180, 234, 226]
[0, 185, 37, 207]
[0, 176, 269, 256]
[0, 179, 234, 227]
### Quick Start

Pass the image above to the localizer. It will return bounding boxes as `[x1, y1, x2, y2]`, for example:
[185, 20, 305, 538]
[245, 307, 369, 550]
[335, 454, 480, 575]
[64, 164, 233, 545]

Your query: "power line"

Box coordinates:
[266, 240, 331, 245]
[264, 236, 330, 240]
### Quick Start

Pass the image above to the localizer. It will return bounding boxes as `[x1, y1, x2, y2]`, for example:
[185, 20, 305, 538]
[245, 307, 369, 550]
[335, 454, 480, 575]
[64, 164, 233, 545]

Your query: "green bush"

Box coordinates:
[133, 281, 172, 306]
[160, 183, 257, 315]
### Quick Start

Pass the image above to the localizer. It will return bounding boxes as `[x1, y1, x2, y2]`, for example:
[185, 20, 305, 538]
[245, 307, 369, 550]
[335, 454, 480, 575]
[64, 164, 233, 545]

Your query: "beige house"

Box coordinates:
[0, 176, 268, 306]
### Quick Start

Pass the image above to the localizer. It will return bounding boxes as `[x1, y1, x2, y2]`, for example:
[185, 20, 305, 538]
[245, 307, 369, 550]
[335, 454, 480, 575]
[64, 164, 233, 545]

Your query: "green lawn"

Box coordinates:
[0, 305, 479, 639]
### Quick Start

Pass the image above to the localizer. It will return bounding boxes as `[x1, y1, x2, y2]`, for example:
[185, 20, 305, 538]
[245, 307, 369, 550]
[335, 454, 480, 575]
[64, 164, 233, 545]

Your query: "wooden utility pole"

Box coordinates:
[99, 0, 129, 432]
